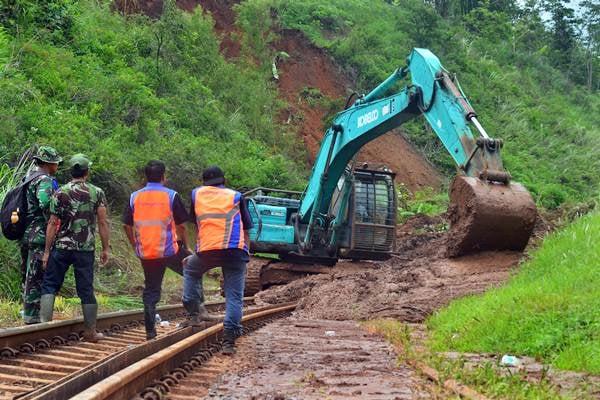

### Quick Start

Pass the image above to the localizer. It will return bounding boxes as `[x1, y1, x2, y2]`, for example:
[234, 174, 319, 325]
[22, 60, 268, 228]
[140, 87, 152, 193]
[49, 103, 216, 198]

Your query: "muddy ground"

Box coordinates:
[255, 214, 523, 322]
[203, 318, 440, 399]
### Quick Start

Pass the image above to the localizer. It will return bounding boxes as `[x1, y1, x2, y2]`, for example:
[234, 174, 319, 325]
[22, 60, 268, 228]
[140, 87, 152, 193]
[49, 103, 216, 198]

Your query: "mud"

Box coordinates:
[204, 318, 438, 399]
[446, 176, 537, 257]
[256, 214, 522, 322]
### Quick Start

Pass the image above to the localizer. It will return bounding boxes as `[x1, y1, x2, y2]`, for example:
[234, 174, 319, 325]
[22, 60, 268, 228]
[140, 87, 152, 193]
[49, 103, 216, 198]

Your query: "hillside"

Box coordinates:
[236, 0, 600, 209]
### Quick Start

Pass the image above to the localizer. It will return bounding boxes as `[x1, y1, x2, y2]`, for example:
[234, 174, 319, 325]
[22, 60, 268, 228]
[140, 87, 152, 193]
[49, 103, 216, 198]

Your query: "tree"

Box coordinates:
[543, 0, 578, 70]
[579, 0, 600, 90]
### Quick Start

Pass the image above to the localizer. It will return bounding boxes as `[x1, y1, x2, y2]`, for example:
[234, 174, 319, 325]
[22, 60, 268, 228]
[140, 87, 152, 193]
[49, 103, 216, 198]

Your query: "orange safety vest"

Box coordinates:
[130, 183, 179, 260]
[192, 185, 247, 253]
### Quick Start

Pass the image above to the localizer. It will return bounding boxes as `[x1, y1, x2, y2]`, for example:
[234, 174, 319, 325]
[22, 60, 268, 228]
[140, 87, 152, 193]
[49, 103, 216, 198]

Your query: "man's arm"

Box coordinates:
[239, 195, 254, 252]
[42, 215, 60, 269]
[121, 202, 136, 251]
[97, 206, 110, 265]
[172, 193, 190, 251]
[123, 224, 136, 250]
[244, 230, 251, 252]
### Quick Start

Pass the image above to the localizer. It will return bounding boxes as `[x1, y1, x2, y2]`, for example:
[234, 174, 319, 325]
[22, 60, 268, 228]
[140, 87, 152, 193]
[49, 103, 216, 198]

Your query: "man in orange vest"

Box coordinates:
[122, 160, 214, 340]
[183, 166, 253, 354]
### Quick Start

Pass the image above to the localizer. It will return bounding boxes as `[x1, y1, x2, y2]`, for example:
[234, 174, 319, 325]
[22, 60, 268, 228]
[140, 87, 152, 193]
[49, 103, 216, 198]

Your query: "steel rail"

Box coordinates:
[0, 298, 253, 356]
[70, 303, 297, 400]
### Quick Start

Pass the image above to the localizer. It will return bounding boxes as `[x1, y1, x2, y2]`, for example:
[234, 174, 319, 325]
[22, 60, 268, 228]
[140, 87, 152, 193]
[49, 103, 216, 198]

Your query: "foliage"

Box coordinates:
[397, 185, 449, 223]
[0, 0, 306, 206]
[428, 211, 600, 374]
[238, 0, 600, 209]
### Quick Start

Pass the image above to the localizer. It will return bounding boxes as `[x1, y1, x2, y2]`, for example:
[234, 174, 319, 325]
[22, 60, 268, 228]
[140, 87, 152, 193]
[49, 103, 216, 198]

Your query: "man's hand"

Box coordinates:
[100, 248, 110, 266]
[41, 251, 50, 270]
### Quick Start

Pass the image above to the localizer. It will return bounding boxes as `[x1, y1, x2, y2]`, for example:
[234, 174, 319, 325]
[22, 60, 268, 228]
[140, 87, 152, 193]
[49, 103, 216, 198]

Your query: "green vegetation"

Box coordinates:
[0, 0, 306, 310]
[428, 211, 600, 374]
[0, 0, 305, 205]
[238, 0, 600, 209]
[365, 319, 568, 399]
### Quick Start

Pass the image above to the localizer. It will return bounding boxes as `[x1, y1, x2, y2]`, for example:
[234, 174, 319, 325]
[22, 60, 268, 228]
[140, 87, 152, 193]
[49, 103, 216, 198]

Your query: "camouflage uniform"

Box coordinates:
[21, 146, 61, 324]
[41, 181, 107, 304]
[50, 181, 107, 252]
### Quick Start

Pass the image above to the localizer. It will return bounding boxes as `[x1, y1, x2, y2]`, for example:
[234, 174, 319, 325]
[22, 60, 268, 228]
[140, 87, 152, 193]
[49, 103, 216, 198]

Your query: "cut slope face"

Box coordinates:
[274, 29, 441, 191]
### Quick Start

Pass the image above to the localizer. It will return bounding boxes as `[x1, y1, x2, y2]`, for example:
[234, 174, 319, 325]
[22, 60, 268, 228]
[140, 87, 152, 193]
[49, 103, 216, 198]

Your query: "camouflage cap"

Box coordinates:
[69, 153, 92, 169]
[33, 146, 62, 164]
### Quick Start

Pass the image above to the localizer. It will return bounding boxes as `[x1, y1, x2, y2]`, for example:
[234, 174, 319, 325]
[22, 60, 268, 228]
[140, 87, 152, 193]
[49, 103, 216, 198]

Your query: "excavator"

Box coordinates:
[242, 48, 537, 295]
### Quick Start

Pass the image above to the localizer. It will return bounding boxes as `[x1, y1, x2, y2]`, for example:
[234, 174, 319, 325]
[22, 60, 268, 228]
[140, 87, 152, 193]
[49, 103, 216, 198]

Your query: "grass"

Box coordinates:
[397, 185, 449, 223]
[427, 211, 600, 374]
[365, 319, 568, 399]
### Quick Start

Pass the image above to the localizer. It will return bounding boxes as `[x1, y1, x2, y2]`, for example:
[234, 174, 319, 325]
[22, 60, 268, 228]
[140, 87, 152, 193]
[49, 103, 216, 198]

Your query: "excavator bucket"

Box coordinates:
[446, 176, 537, 257]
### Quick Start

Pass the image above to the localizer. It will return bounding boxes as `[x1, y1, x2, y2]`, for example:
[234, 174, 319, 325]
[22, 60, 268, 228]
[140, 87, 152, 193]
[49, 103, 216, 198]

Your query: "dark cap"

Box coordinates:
[69, 153, 92, 169]
[202, 166, 225, 186]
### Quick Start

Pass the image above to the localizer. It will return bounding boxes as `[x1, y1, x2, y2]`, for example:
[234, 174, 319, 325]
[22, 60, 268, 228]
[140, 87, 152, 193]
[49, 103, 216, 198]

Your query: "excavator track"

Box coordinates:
[244, 258, 269, 296]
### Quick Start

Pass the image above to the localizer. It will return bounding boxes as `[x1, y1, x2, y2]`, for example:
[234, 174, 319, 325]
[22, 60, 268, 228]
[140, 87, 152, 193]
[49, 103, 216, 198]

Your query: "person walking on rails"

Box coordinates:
[20, 146, 62, 324]
[121, 160, 200, 340]
[183, 166, 253, 355]
[39, 154, 110, 342]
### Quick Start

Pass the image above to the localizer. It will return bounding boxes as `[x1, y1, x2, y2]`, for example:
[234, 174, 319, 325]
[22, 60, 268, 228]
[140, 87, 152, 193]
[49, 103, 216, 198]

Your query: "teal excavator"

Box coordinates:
[242, 48, 537, 294]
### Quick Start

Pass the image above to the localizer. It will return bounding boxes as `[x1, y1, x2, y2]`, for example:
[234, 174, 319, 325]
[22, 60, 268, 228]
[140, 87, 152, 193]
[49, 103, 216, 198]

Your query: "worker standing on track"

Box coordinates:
[122, 160, 198, 340]
[21, 146, 62, 324]
[40, 154, 110, 342]
[183, 166, 253, 355]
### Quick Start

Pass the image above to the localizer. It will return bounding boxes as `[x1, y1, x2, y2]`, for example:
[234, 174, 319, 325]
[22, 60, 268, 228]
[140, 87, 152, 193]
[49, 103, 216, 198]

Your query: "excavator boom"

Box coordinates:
[297, 48, 535, 256]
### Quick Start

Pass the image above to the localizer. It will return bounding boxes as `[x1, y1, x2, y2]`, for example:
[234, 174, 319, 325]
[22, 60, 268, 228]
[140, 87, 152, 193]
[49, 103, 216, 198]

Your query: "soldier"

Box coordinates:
[21, 146, 61, 324]
[40, 154, 110, 342]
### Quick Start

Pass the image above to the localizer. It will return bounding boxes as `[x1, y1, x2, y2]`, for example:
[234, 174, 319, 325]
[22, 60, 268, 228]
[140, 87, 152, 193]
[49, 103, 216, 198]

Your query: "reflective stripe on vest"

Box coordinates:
[193, 186, 246, 253]
[131, 185, 179, 260]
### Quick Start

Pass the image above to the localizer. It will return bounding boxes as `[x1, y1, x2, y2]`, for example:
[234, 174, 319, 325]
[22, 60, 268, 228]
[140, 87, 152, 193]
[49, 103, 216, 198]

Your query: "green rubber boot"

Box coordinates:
[82, 304, 104, 343]
[40, 294, 55, 323]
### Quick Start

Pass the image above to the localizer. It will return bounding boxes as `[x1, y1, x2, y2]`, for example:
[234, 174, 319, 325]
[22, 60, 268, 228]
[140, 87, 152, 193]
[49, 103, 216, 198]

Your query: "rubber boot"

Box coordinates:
[222, 329, 236, 355]
[144, 305, 157, 340]
[180, 301, 201, 327]
[81, 304, 104, 343]
[39, 294, 55, 323]
[198, 304, 221, 322]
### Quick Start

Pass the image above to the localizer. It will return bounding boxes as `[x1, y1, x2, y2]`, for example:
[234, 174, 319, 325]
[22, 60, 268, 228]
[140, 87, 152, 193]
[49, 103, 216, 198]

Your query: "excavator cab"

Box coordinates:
[338, 167, 396, 260]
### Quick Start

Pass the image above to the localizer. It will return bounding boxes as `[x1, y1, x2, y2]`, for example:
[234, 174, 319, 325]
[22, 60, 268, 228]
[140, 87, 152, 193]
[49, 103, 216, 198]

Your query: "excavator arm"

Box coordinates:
[298, 48, 536, 255]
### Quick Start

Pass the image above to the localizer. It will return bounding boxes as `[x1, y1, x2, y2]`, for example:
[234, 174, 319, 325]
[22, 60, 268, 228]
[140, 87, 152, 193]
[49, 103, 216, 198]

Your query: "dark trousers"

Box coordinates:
[41, 249, 96, 304]
[140, 247, 190, 307]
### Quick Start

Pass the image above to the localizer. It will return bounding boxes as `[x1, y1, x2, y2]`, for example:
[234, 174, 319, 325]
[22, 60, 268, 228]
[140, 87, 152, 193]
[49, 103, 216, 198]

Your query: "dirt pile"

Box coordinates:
[255, 215, 523, 322]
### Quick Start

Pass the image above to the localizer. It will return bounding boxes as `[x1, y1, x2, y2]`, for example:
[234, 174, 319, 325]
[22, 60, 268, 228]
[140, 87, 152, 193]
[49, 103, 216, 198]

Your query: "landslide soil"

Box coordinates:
[255, 214, 523, 322]
[274, 29, 442, 191]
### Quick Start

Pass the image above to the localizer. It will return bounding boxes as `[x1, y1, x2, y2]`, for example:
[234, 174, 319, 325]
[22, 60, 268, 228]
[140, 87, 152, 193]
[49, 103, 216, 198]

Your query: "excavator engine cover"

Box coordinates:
[447, 176, 536, 257]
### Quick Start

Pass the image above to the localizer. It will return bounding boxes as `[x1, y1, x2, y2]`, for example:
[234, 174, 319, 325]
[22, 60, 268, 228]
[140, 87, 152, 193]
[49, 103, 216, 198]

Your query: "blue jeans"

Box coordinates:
[183, 253, 246, 333]
[41, 249, 96, 304]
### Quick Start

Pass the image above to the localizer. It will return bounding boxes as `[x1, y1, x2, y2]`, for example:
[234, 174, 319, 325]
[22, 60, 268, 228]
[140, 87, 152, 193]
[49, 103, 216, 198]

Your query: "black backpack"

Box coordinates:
[0, 171, 45, 241]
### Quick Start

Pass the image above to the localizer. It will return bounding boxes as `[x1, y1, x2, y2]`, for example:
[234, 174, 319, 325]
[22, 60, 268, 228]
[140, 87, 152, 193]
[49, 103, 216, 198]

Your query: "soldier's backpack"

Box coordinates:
[0, 171, 45, 241]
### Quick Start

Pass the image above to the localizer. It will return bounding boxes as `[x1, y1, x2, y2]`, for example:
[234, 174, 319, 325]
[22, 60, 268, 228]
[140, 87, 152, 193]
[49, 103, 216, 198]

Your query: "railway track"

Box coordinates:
[0, 299, 255, 400]
[67, 303, 297, 400]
